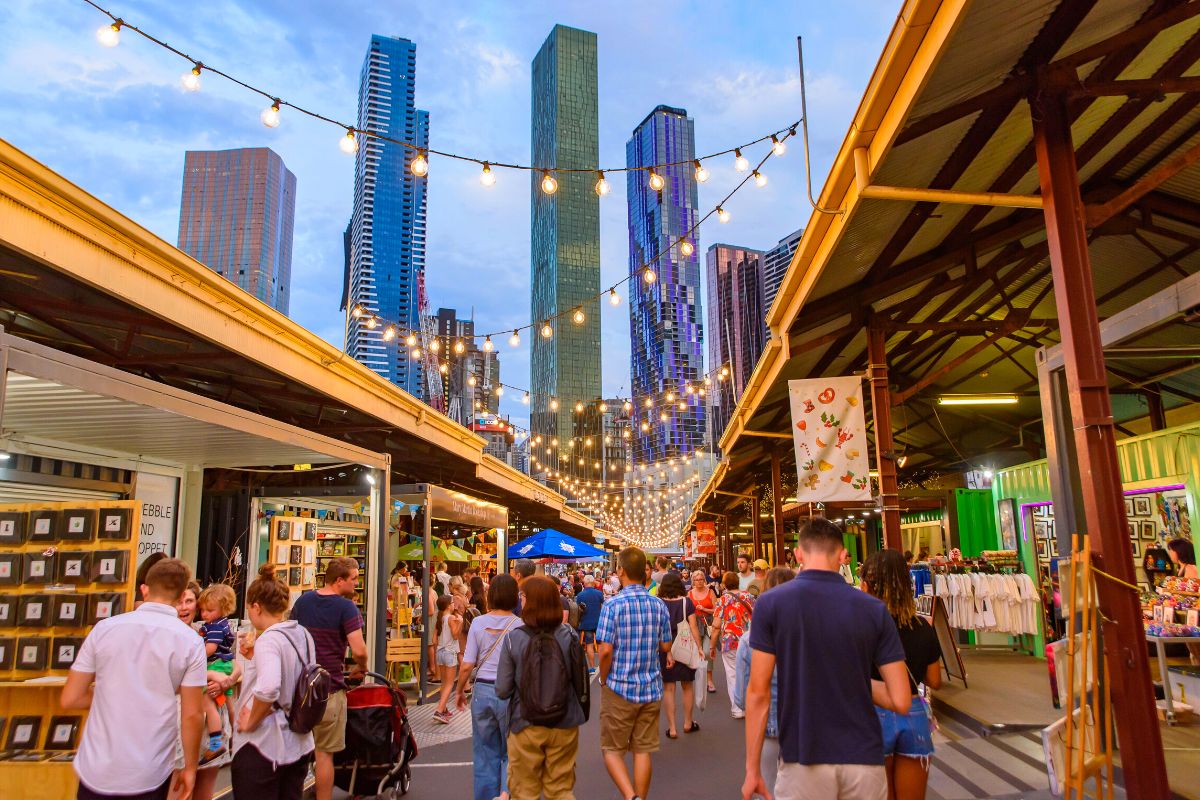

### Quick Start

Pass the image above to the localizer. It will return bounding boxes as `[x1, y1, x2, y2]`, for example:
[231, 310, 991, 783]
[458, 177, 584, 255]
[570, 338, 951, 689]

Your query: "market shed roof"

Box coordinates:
[694, 0, 1200, 527]
[0, 141, 591, 537]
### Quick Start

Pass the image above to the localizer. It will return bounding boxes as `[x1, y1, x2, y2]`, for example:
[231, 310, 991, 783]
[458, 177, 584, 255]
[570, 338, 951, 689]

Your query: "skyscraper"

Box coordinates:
[344, 36, 430, 397]
[762, 227, 803, 315]
[706, 243, 767, 443]
[178, 147, 296, 314]
[530, 25, 601, 478]
[432, 307, 500, 425]
[627, 105, 706, 465]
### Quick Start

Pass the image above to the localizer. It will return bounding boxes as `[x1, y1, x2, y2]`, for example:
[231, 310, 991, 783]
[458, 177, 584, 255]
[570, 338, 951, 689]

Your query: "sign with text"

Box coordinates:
[133, 472, 179, 568]
[788, 377, 871, 503]
[695, 521, 716, 554]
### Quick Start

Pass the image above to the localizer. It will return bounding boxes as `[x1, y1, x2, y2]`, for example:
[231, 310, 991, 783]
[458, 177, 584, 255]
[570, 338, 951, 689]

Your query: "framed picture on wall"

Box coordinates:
[1132, 540, 1142, 559]
[275, 520, 290, 540]
[1033, 504, 1048, 518]
[1036, 538, 1049, 559]
[1128, 523, 1137, 540]
[1124, 498, 1135, 517]
[1140, 520, 1158, 541]
[998, 499, 1017, 551]
[1033, 520, 1050, 541]
[1133, 495, 1153, 517]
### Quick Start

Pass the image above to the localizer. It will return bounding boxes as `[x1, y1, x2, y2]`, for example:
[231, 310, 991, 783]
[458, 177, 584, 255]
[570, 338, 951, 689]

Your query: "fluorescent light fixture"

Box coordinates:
[937, 394, 1019, 406]
[784, 496, 797, 503]
[0, 453, 10, 462]
[365, 473, 376, 486]
[738, 522, 753, 528]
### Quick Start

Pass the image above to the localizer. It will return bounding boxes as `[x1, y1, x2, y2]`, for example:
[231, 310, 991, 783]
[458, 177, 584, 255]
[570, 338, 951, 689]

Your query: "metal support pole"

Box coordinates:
[371, 467, 389, 675]
[867, 323, 902, 550]
[1039, 365, 1083, 559]
[751, 493, 763, 561]
[1032, 83, 1168, 798]
[770, 449, 786, 564]
[418, 486, 432, 704]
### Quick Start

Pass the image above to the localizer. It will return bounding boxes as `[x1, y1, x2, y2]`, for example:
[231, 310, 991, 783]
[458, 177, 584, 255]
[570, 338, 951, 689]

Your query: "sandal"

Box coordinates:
[707, 686, 717, 693]
[665, 729, 678, 739]
[684, 722, 700, 733]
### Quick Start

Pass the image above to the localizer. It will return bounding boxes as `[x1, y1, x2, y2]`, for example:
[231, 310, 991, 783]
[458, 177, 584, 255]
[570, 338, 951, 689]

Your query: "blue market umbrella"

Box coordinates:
[507, 528, 606, 560]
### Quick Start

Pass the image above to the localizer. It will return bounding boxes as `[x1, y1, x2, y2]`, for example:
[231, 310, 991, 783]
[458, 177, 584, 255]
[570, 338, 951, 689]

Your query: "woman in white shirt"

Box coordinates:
[232, 564, 316, 799]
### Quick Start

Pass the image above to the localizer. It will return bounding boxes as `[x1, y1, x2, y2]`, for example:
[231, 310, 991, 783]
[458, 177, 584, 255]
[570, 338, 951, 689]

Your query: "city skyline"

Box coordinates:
[0, 1, 898, 434]
[706, 242, 767, 446]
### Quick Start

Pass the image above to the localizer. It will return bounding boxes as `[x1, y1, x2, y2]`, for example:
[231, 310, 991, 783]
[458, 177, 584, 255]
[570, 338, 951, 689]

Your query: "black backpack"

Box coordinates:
[517, 626, 590, 726]
[270, 629, 332, 734]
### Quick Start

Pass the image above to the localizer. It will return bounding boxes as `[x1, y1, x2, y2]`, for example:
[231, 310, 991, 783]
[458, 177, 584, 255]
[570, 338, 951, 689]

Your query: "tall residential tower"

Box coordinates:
[344, 35, 430, 397]
[706, 243, 766, 443]
[530, 25, 601, 478]
[627, 105, 706, 465]
[178, 147, 296, 314]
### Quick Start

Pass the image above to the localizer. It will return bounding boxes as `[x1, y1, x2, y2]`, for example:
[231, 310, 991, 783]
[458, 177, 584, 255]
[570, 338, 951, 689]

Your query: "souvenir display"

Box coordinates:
[89, 592, 125, 623]
[0, 554, 18, 587]
[60, 509, 96, 542]
[50, 638, 84, 671]
[56, 552, 91, 585]
[26, 511, 59, 544]
[5, 717, 40, 750]
[305, 522, 317, 540]
[14, 638, 48, 671]
[275, 519, 291, 540]
[0, 639, 12, 670]
[22, 552, 56, 585]
[97, 507, 132, 541]
[288, 567, 302, 585]
[52, 595, 85, 628]
[0, 598, 13, 629]
[0, 513, 25, 545]
[90, 550, 128, 584]
[289, 545, 303, 565]
[18, 595, 51, 628]
[44, 717, 81, 750]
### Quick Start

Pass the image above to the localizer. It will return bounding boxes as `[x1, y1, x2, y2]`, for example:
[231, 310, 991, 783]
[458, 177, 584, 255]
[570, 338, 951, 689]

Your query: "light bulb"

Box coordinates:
[721, 366, 730, 377]
[382, 325, 396, 342]
[624, 401, 633, 411]
[411, 151, 429, 177]
[541, 171, 558, 195]
[575, 402, 585, 413]
[734, 149, 749, 172]
[680, 240, 694, 257]
[694, 160, 709, 183]
[772, 135, 787, 156]
[350, 304, 365, 318]
[648, 170, 665, 191]
[717, 206, 731, 223]
[483, 336, 493, 352]
[479, 163, 496, 187]
[261, 101, 281, 128]
[523, 392, 530, 404]
[181, 65, 202, 92]
[495, 386, 504, 397]
[666, 392, 675, 403]
[365, 316, 378, 330]
[439, 363, 448, 375]
[550, 399, 560, 411]
[595, 171, 610, 196]
[468, 375, 477, 387]
[572, 307, 585, 325]
[754, 170, 768, 188]
[339, 129, 358, 154]
[660, 412, 669, 422]
[411, 347, 422, 359]
[644, 398, 653, 408]
[599, 403, 608, 413]
[453, 339, 466, 354]
[679, 402, 687, 410]
[509, 330, 520, 347]
[643, 267, 656, 284]
[96, 21, 121, 47]
[541, 322, 553, 339]
[405, 333, 417, 347]
[609, 287, 620, 306]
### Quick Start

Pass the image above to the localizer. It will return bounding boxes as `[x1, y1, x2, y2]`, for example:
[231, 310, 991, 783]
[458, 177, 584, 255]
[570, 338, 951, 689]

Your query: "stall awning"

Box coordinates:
[0, 329, 389, 471]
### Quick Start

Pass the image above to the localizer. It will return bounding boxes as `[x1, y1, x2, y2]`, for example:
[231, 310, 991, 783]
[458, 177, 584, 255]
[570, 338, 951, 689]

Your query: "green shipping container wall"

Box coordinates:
[953, 489, 1000, 557]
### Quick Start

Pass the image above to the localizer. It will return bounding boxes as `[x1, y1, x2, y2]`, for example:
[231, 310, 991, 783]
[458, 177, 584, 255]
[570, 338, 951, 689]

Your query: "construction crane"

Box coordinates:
[416, 270, 445, 412]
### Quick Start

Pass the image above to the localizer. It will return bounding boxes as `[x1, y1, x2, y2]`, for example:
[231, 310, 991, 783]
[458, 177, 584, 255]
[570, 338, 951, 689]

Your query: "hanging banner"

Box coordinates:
[789, 377, 872, 503]
[695, 521, 717, 554]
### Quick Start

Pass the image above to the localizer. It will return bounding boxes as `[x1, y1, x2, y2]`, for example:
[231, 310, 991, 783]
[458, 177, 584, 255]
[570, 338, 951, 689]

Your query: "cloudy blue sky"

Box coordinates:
[1, 0, 897, 428]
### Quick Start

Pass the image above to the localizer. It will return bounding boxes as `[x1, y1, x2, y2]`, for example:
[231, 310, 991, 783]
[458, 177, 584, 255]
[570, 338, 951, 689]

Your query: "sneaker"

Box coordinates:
[433, 710, 452, 724]
[731, 710, 745, 719]
[198, 744, 226, 766]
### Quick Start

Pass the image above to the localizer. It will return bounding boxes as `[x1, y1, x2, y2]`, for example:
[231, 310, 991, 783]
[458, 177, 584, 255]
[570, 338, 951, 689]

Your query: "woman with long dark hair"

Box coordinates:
[658, 572, 700, 738]
[1167, 538, 1198, 580]
[859, 550, 942, 800]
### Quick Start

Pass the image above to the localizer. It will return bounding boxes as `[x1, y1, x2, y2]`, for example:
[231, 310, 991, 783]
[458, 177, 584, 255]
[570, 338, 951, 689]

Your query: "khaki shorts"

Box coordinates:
[773, 763, 886, 800]
[599, 685, 660, 754]
[313, 689, 348, 753]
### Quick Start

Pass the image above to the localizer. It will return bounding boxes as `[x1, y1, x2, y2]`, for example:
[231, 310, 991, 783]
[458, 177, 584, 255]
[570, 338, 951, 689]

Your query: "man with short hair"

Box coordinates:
[736, 553, 754, 591]
[291, 556, 369, 800]
[435, 562, 452, 594]
[597, 547, 673, 800]
[747, 558, 769, 597]
[742, 519, 911, 800]
[63, 558, 206, 800]
[649, 556, 670, 586]
[576, 574, 605, 672]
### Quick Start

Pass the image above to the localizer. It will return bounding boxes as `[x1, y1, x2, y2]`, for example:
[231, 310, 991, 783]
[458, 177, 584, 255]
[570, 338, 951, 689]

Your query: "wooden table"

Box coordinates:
[1147, 634, 1199, 724]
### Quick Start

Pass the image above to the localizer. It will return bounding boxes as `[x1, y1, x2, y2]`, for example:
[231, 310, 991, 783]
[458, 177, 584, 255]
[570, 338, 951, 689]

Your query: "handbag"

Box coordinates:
[668, 599, 702, 669]
[694, 657, 709, 711]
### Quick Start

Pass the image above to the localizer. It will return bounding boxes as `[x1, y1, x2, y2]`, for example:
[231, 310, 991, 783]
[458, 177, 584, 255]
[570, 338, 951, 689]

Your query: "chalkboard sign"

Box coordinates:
[917, 595, 967, 687]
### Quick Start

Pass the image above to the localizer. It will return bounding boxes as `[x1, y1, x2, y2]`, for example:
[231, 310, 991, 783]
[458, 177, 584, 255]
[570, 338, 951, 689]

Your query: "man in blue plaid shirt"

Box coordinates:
[597, 547, 673, 800]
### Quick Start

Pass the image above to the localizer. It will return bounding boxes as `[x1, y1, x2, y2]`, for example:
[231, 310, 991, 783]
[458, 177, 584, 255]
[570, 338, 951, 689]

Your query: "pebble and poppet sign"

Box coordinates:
[788, 377, 872, 503]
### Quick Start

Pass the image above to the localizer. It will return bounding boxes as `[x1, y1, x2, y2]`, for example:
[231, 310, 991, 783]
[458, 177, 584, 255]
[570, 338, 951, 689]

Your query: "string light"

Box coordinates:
[624, 401, 633, 411]
[550, 398, 559, 411]
[509, 330, 520, 347]
[754, 170, 768, 188]
[540, 321, 553, 339]
[468, 375, 476, 387]
[405, 333, 418, 347]
[540, 171, 558, 195]
[734, 149, 749, 172]
[523, 392, 530, 404]
[365, 316, 378, 330]
[439, 363, 448, 374]
[260, 100, 282, 129]
[479, 162, 496, 187]
[96, 19, 122, 47]
[453, 339, 466, 355]
[648, 170, 665, 191]
[572, 307, 585, 325]
[339, 129, 358, 154]
[609, 287, 620, 306]
[679, 240, 694, 257]
[382, 325, 396, 342]
[482, 336, 493, 352]
[694, 160, 709, 183]
[350, 304, 365, 318]
[181, 63, 202, 92]
[717, 206, 731, 223]
[411, 150, 429, 177]
[643, 267, 656, 284]
[595, 171, 611, 196]
[411, 347, 422, 359]
[495, 386, 503, 397]
[771, 135, 787, 156]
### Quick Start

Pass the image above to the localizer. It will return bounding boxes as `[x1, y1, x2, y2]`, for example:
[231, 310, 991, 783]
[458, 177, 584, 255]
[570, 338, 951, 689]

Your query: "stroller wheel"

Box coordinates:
[398, 764, 412, 795]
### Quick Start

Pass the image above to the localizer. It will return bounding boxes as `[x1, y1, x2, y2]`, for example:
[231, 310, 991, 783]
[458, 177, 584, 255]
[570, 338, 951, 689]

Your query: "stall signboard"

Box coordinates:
[695, 521, 716, 554]
[428, 484, 509, 529]
[133, 472, 179, 567]
[788, 377, 871, 503]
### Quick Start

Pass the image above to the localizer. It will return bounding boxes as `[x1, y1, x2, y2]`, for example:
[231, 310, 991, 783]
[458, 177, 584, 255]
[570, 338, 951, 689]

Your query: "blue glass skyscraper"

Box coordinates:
[627, 105, 706, 464]
[344, 35, 429, 397]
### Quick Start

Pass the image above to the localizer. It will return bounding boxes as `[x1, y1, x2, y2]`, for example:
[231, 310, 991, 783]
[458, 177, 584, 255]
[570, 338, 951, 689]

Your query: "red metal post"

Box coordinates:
[867, 322, 903, 550]
[1032, 81, 1169, 798]
[751, 493, 763, 561]
[771, 448, 787, 563]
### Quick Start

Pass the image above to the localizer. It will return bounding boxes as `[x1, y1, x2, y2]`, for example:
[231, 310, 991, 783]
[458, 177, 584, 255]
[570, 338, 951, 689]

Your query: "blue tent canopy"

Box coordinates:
[507, 528, 607, 560]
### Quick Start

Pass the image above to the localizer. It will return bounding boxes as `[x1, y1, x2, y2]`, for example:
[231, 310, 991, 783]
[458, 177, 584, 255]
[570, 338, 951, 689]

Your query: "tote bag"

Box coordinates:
[670, 618, 703, 669]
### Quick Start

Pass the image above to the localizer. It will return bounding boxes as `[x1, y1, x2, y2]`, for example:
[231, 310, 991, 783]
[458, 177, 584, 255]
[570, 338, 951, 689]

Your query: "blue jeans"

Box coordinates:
[875, 696, 935, 759]
[471, 681, 509, 800]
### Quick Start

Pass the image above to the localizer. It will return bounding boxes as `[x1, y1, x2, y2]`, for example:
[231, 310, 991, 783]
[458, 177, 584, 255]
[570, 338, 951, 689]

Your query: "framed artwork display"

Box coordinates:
[57, 551, 92, 584]
[0, 638, 11, 669]
[98, 507, 132, 540]
[27, 510, 60, 543]
[303, 545, 314, 565]
[18, 595, 51, 627]
[15, 637, 48, 671]
[0, 512, 26, 545]
[22, 551, 56, 584]
[1127, 522, 1136, 540]
[91, 550, 128, 584]
[51, 637, 84, 670]
[291, 523, 303, 541]
[1033, 504, 1049, 518]
[275, 519, 291, 540]
[53, 595, 85, 628]
[60, 509, 96, 542]
[305, 522, 317, 540]
[45, 716, 81, 750]
[288, 567, 302, 585]
[1124, 498, 1135, 517]
[0, 596, 14, 628]
[1141, 520, 1158, 541]
[1033, 520, 1050, 541]
[997, 499, 1017, 550]
[1132, 540, 1143, 559]
[274, 544, 289, 564]
[0, 553, 19, 586]
[5, 716, 41, 750]
[302, 566, 315, 585]
[90, 592, 125, 623]
[1132, 495, 1153, 517]
[1036, 538, 1049, 559]
[289, 545, 303, 565]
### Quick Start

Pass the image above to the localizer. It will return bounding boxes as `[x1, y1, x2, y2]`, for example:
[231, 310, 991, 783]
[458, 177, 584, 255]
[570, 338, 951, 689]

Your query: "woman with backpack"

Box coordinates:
[496, 575, 589, 800]
[657, 572, 701, 739]
[231, 563, 318, 799]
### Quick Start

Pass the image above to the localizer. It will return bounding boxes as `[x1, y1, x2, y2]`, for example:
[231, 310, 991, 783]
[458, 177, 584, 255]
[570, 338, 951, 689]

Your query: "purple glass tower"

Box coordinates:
[626, 106, 706, 465]
[706, 243, 766, 445]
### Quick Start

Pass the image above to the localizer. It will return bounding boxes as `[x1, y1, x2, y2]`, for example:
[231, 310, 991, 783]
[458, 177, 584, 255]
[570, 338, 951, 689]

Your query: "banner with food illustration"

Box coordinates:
[788, 377, 872, 503]
[695, 521, 717, 554]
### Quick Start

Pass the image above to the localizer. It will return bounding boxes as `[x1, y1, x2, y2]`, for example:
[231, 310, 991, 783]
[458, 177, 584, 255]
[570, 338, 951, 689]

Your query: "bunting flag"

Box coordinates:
[788, 376, 872, 503]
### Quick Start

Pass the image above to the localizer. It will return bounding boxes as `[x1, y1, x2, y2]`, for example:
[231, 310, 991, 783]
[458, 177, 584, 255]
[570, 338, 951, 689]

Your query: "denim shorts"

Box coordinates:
[876, 696, 934, 758]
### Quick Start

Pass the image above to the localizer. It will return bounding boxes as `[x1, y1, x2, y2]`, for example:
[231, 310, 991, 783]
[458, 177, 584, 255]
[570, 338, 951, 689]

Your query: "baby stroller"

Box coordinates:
[333, 672, 418, 798]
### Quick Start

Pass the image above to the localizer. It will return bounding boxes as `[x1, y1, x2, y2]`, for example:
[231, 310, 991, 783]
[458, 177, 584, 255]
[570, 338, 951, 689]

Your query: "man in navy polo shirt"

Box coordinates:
[743, 518, 911, 800]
